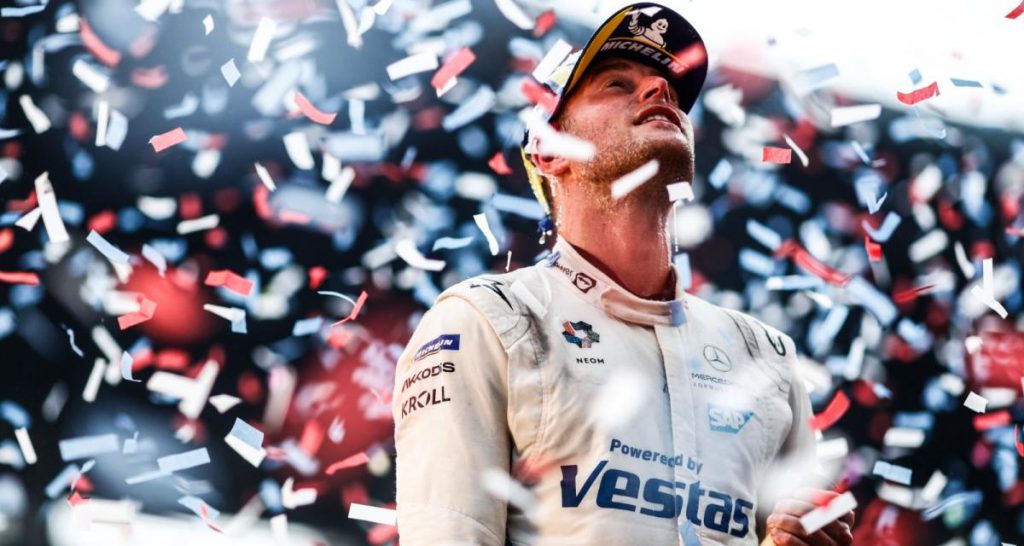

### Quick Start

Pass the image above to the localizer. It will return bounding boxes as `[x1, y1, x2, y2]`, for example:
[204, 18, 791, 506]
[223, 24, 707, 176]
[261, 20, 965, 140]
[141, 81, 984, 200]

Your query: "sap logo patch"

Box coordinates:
[708, 405, 753, 434]
[413, 334, 460, 361]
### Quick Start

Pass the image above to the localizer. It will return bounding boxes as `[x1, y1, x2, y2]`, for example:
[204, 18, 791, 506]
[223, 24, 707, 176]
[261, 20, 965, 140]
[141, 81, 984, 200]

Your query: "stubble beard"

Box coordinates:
[561, 115, 695, 214]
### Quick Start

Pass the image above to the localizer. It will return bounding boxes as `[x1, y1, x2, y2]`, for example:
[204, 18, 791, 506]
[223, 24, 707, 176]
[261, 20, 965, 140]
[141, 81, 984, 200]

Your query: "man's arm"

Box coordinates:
[393, 296, 511, 546]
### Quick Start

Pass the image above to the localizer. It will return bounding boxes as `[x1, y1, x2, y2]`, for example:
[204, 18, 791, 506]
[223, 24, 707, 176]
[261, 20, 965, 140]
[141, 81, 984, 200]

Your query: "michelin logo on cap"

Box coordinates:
[628, 10, 669, 47]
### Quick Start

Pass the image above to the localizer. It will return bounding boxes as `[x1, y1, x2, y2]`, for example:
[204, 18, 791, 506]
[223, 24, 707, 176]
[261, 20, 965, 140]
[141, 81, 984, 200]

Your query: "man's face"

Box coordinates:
[555, 57, 695, 200]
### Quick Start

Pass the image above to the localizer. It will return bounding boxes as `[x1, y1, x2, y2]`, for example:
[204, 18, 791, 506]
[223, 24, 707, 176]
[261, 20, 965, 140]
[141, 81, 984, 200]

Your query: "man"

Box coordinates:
[393, 3, 854, 545]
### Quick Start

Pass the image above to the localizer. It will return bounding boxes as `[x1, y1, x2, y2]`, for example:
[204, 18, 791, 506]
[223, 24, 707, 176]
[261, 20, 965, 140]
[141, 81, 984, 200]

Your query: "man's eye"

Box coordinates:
[607, 79, 626, 89]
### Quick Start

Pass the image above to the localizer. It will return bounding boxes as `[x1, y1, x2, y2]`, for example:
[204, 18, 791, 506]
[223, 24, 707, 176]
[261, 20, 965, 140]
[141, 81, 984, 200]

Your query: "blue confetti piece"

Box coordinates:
[950, 78, 983, 88]
[863, 211, 901, 242]
[292, 316, 324, 336]
[0, 401, 30, 429]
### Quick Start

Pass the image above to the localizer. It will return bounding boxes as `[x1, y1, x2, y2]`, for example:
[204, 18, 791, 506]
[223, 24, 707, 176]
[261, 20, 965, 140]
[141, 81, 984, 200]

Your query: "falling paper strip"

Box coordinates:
[969, 258, 1008, 319]
[325, 452, 369, 475]
[611, 159, 660, 200]
[799, 492, 857, 534]
[666, 182, 694, 203]
[897, 81, 940, 105]
[281, 478, 318, 509]
[247, 17, 277, 62]
[14, 427, 37, 465]
[117, 295, 157, 329]
[431, 47, 476, 91]
[208, 394, 242, 413]
[473, 213, 500, 255]
[762, 146, 792, 164]
[386, 52, 439, 81]
[149, 127, 187, 152]
[293, 92, 337, 125]
[19, 95, 51, 133]
[220, 59, 240, 87]
[532, 39, 572, 85]
[203, 14, 214, 34]
[141, 244, 167, 276]
[873, 461, 913, 485]
[59, 433, 120, 461]
[883, 427, 926, 448]
[254, 162, 277, 191]
[783, 134, 809, 167]
[829, 104, 882, 127]
[205, 270, 254, 296]
[330, 291, 367, 326]
[146, 359, 220, 419]
[35, 172, 70, 244]
[963, 391, 988, 413]
[135, 0, 173, 22]
[177, 214, 220, 234]
[348, 503, 397, 526]
[72, 59, 110, 93]
[283, 131, 315, 170]
[15, 207, 41, 231]
[494, 0, 535, 29]
[394, 239, 446, 271]
[157, 447, 211, 473]
[120, 351, 140, 382]
[225, 418, 267, 467]
[83, 358, 105, 402]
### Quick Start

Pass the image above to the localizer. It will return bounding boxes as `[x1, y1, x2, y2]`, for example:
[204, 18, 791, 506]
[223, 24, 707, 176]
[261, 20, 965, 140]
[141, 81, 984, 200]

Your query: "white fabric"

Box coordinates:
[393, 236, 816, 545]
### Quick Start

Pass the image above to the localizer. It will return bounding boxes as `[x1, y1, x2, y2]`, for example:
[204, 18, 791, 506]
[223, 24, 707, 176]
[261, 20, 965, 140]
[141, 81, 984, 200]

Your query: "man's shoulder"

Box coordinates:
[685, 293, 798, 360]
[431, 265, 548, 342]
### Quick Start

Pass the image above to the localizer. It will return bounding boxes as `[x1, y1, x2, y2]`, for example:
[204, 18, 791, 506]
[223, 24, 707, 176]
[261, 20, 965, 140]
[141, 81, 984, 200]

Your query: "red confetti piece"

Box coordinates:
[204, 269, 254, 296]
[332, 290, 367, 326]
[521, 79, 559, 115]
[897, 81, 940, 105]
[809, 390, 850, 431]
[973, 410, 1011, 431]
[775, 240, 851, 286]
[430, 47, 476, 90]
[762, 146, 792, 164]
[80, 18, 121, 67]
[67, 491, 89, 506]
[1006, 0, 1024, 18]
[0, 271, 40, 285]
[298, 419, 324, 456]
[893, 284, 936, 304]
[865, 236, 882, 261]
[533, 9, 556, 36]
[1006, 226, 1024, 237]
[117, 295, 157, 330]
[488, 151, 512, 175]
[131, 66, 169, 89]
[198, 501, 224, 533]
[294, 92, 337, 125]
[309, 266, 327, 289]
[87, 210, 117, 234]
[0, 228, 13, 255]
[326, 452, 370, 475]
[670, 42, 708, 77]
[149, 127, 187, 153]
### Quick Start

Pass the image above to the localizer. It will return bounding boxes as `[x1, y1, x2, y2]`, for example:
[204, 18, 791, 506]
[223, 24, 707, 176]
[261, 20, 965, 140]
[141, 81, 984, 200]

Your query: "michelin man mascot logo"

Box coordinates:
[628, 11, 669, 47]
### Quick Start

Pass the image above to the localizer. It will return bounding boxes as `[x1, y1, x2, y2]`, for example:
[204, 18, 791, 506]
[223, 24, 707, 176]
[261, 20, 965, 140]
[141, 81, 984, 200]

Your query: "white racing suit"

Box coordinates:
[393, 236, 816, 545]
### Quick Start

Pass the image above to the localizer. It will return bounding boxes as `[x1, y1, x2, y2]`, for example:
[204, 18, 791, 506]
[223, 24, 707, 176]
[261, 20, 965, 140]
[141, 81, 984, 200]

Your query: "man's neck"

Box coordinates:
[557, 197, 675, 301]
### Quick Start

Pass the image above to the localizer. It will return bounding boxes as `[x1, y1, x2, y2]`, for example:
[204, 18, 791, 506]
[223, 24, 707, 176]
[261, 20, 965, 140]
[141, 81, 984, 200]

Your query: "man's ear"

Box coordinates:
[530, 150, 570, 179]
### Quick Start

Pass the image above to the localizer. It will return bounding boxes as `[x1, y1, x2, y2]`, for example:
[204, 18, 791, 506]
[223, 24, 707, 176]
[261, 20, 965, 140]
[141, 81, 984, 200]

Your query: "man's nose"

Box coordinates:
[639, 75, 673, 104]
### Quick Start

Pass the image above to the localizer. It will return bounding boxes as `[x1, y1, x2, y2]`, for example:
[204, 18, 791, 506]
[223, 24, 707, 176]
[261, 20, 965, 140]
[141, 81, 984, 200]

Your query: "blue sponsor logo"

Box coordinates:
[559, 461, 753, 538]
[708, 405, 753, 434]
[414, 334, 460, 361]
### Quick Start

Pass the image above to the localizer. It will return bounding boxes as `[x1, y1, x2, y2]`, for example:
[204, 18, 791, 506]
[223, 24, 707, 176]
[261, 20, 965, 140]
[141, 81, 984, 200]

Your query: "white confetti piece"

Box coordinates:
[969, 258, 1008, 319]
[532, 39, 572, 85]
[120, 351, 140, 383]
[873, 461, 912, 485]
[495, 0, 534, 29]
[35, 172, 70, 244]
[281, 477, 318, 509]
[141, 244, 167, 276]
[348, 503, 396, 526]
[829, 104, 881, 127]
[611, 159, 660, 200]
[224, 418, 266, 467]
[953, 241, 976, 279]
[270, 514, 289, 543]
[746, 219, 783, 251]
[799, 491, 857, 534]
[95, 99, 110, 147]
[220, 58, 240, 87]
[192, 149, 220, 178]
[292, 316, 323, 336]
[283, 131, 315, 170]
[520, 108, 595, 161]
[474, 213, 499, 255]
[146, 359, 220, 419]
[209, 394, 241, 413]
[59, 433, 120, 461]
[963, 391, 988, 413]
[908, 230, 948, 263]
[394, 239, 446, 271]
[441, 85, 496, 131]
[20, 95, 51, 133]
[386, 52, 438, 81]
[138, 196, 177, 219]
[883, 427, 925, 448]
[72, 59, 109, 93]
[157, 447, 210, 473]
[431, 236, 474, 251]
[135, 0, 173, 22]
[14, 427, 37, 465]
[783, 134, 809, 167]
[82, 358, 105, 403]
[920, 471, 947, 505]
[15, 207, 41, 232]
[666, 181, 694, 203]
[202, 14, 214, 34]
[247, 17, 277, 62]
[262, 366, 295, 434]
[328, 418, 346, 443]
[176, 214, 220, 234]
[254, 162, 276, 191]
[326, 166, 356, 203]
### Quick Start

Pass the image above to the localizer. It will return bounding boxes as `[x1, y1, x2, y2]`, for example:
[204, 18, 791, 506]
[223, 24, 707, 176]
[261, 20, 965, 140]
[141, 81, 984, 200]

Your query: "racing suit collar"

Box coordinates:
[552, 235, 688, 327]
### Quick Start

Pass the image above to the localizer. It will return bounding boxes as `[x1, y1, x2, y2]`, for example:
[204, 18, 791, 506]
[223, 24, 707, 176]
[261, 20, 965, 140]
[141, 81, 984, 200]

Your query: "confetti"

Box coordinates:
[147, 359, 220, 419]
[873, 461, 912, 485]
[829, 104, 882, 127]
[348, 503, 396, 526]
[59, 433, 120, 461]
[157, 447, 211, 473]
[283, 131, 315, 170]
[220, 59, 240, 87]
[0, 271, 40, 285]
[809, 390, 850, 431]
[495, 0, 535, 29]
[963, 391, 988, 413]
[35, 172, 70, 244]
[799, 492, 857, 535]
[19, 95, 51, 133]
[203, 14, 214, 34]
[293, 91, 337, 125]
[394, 239, 446, 271]
[386, 52, 439, 81]
[205, 269, 254, 296]
[14, 427, 37, 465]
[969, 258, 1008, 319]
[326, 452, 369, 475]
[80, 18, 121, 66]
[610, 159, 660, 200]
[865, 237, 882, 261]
[225, 418, 267, 467]
[149, 127, 187, 153]
[247, 17, 277, 62]
[117, 295, 156, 330]
[208, 394, 242, 413]
[431, 47, 476, 91]
[897, 81, 940, 105]
[762, 146, 792, 164]
[72, 59, 110, 93]
[782, 134, 809, 167]
[473, 213, 500, 255]
[177, 214, 220, 234]
[329, 290, 367, 326]
[281, 478, 317, 509]
[120, 351, 140, 382]
[135, 0, 173, 22]
[532, 39, 573, 85]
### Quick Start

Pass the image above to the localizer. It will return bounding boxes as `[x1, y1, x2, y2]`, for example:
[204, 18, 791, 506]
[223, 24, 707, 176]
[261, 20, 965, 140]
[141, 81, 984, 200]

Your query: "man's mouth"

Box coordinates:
[634, 105, 682, 130]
